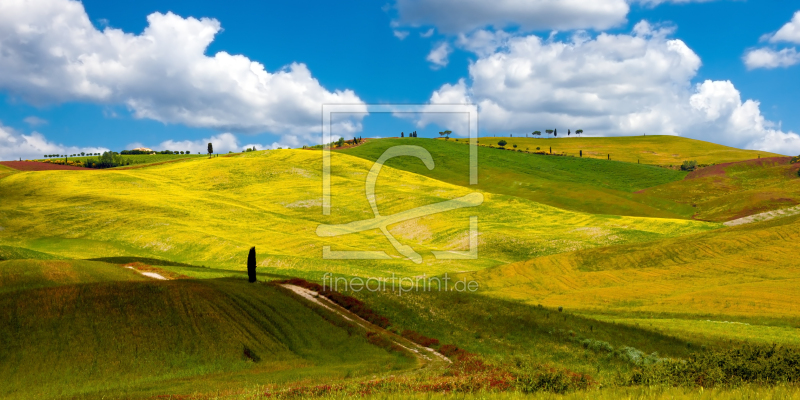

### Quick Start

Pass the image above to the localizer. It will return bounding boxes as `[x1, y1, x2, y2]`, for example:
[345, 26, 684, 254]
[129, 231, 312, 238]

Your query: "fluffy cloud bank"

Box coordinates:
[392, 0, 721, 35]
[394, 0, 630, 33]
[0, 124, 108, 161]
[744, 11, 800, 70]
[0, 0, 366, 144]
[419, 22, 800, 154]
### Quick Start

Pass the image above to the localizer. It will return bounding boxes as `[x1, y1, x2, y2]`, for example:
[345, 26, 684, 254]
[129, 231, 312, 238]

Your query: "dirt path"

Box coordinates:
[724, 204, 800, 227]
[125, 266, 168, 280]
[280, 283, 450, 365]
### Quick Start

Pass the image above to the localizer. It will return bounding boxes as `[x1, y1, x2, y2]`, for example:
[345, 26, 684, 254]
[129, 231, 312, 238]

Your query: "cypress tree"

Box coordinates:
[247, 247, 257, 283]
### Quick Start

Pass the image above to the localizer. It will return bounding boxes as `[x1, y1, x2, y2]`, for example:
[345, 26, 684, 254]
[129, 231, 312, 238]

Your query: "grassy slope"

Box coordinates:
[0, 259, 149, 294]
[34, 153, 206, 165]
[0, 163, 17, 180]
[341, 138, 695, 219]
[471, 135, 779, 165]
[0, 149, 715, 279]
[0, 268, 412, 399]
[0, 244, 62, 261]
[352, 288, 704, 384]
[641, 157, 800, 221]
[461, 213, 800, 320]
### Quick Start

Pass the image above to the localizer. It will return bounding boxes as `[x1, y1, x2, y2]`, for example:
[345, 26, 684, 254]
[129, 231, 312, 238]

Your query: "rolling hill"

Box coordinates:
[468, 135, 780, 165]
[461, 212, 800, 319]
[0, 261, 413, 399]
[641, 156, 800, 221]
[0, 148, 715, 279]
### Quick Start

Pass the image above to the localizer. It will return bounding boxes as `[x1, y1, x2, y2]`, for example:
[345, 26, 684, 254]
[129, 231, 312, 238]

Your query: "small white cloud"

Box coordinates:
[426, 42, 452, 68]
[0, 123, 108, 161]
[23, 116, 48, 126]
[420, 28, 434, 38]
[769, 11, 800, 44]
[456, 30, 511, 57]
[743, 47, 800, 70]
[393, 30, 410, 40]
[634, 0, 720, 6]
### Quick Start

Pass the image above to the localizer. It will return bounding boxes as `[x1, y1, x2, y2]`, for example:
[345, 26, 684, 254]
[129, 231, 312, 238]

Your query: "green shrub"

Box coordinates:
[625, 344, 800, 388]
[498, 140, 507, 147]
[581, 338, 614, 353]
[680, 160, 698, 171]
[515, 367, 594, 394]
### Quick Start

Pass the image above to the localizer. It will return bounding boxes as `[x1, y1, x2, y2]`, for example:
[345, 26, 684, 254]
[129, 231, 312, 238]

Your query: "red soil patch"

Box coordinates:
[685, 156, 791, 180]
[0, 161, 91, 171]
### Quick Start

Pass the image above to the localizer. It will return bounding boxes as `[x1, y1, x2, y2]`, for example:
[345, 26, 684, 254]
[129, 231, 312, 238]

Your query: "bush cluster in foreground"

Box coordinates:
[625, 344, 800, 388]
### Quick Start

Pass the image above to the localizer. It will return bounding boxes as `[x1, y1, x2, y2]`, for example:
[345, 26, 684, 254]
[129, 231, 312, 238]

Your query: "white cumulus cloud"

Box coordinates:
[743, 11, 800, 70]
[0, 123, 108, 161]
[416, 21, 800, 155]
[426, 42, 452, 68]
[0, 0, 366, 145]
[394, 0, 630, 34]
[769, 11, 800, 44]
[393, 30, 410, 40]
[743, 47, 800, 70]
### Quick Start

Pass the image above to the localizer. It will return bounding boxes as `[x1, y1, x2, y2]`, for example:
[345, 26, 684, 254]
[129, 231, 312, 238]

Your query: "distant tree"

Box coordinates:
[247, 247, 257, 283]
[681, 160, 698, 171]
[533, 131, 541, 137]
[568, 129, 571, 136]
[441, 130, 452, 139]
[401, 132, 404, 138]
[545, 129, 553, 137]
[576, 129, 583, 137]
[513, 144, 517, 148]
[81, 152, 85, 156]
[208, 143, 214, 155]
[497, 140, 507, 147]
[336, 137, 345, 147]
[580, 150, 583, 157]
[554, 128, 557, 137]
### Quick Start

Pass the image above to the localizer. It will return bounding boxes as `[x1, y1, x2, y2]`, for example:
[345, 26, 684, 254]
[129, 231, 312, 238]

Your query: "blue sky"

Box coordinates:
[1, 0, 800, 160]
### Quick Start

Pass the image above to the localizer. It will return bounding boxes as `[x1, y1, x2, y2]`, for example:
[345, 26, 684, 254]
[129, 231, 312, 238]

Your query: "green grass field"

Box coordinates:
[341, 138, 695, 219]
[1, 136, 799, 398]
[642, 157, 800, 221]
[465, 135, 779, 165]
[0, 148, 716, 279]
[0, 163, 17, 179]
[0, 260, 414, 399]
